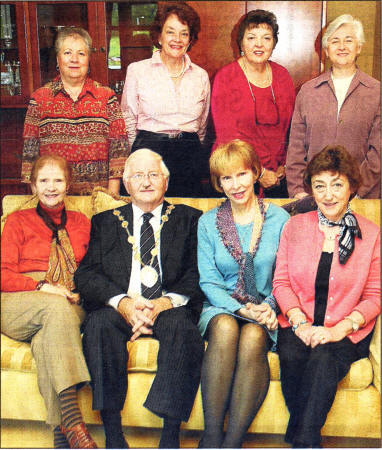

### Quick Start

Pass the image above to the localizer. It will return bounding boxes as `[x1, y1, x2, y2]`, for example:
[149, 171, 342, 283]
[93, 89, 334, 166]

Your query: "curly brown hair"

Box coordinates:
[303, 145, 362, 196]
[151, 2, 200, 50]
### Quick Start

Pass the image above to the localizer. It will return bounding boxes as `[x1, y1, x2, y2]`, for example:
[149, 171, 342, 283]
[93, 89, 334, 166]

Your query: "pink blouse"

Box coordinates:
[121, 51, 210, 148]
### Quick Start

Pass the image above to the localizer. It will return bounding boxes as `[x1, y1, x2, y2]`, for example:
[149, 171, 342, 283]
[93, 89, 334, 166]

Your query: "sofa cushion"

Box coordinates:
[1, 334, 36, 373]
[1, 194, 94, 224]
[1, 333, 373, 390]
[90, 187, 229, 216]
[91, 187, 130, 215]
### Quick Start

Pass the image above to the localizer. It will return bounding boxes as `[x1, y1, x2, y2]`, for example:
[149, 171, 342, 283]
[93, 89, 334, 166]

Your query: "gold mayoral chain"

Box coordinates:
[113, 204, 175, 288]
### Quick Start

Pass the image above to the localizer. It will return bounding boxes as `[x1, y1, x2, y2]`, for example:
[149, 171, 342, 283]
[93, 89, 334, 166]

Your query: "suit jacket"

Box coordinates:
[74, 201, 204, 323]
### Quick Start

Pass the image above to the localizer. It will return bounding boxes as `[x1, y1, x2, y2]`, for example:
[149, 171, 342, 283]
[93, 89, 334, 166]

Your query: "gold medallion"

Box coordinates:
[140, 265, 158, 288]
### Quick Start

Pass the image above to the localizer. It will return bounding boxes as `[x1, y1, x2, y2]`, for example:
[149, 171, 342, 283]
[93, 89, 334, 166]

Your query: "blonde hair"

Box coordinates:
[55, 27, 92, 55]
[209, 140, 261, 193]
[122, 149, 170, 184]
[322, 14, 365, 49]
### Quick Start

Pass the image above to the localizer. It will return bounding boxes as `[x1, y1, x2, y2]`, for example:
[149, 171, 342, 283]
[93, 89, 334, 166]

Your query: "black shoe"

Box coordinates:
[105, 435, 129, 448]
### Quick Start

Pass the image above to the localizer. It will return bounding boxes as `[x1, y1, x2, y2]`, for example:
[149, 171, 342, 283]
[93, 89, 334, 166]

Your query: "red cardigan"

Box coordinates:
[1, 205, 90, 292]
[273, 211, 380, 343]
[211, 60, 296, 171]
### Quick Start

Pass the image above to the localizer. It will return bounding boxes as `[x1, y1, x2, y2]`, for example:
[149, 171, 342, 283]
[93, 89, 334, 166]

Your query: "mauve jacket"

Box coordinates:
[286, 68, 380, 199]
[273, 211, 380, 343]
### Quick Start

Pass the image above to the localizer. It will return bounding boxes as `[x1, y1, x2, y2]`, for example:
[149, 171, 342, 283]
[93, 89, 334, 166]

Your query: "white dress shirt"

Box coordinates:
[108, 203, 189, 309]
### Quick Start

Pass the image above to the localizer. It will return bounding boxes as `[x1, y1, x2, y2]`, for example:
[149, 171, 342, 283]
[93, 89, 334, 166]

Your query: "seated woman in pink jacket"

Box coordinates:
[273, 145, 380, 448]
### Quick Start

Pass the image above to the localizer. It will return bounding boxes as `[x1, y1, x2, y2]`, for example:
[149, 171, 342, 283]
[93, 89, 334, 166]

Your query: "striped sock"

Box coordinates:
[59, 385, 83, 430]
[53, 425, 69, 448]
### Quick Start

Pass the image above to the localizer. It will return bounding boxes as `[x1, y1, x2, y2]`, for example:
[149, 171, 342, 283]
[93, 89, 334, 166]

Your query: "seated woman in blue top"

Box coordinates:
[197, 139, 289, 448]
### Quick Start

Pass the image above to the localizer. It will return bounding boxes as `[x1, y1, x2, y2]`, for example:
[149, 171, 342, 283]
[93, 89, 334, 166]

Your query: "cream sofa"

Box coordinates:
[1, 190, 381, 448]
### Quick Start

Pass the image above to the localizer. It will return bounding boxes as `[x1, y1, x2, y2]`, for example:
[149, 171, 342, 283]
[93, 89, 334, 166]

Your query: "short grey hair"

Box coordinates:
[322, 14, 365, 49]
[122, 149, 170, 184]
[55, 27, 92, 55]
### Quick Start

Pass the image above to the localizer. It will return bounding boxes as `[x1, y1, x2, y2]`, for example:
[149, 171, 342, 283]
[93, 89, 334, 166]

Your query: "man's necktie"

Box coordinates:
[140, 212, 162, 299]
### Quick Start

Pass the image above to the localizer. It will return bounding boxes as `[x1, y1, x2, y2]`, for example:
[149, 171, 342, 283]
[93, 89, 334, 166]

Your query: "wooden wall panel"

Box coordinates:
[186, 1, 246, 80]
[246, 1, 323, 91]
[373, 1, 381, 80]
[186, 1, 323, 90]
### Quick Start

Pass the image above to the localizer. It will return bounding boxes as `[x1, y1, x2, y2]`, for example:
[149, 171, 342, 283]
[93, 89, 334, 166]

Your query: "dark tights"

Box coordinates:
[199, 314, 270, 448]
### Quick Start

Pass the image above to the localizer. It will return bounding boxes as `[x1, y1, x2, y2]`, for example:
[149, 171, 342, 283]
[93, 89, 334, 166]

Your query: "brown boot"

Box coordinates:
[60, 422, 98, 449]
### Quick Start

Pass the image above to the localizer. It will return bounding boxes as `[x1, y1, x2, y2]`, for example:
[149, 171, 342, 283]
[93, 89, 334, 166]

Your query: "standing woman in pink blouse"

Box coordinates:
[121, 2, 210, 197]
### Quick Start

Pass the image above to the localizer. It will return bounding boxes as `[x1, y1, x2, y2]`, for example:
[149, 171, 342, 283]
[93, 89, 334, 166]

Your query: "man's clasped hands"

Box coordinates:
[118, 295, 173, 341]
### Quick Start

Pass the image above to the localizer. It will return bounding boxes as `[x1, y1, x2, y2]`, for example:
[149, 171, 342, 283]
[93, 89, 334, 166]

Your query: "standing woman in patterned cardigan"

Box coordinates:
[21, 27, 129, 195]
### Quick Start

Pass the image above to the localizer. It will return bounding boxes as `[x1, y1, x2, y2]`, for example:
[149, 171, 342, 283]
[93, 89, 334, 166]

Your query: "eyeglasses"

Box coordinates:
[129, 172, 163, 182]
[250, 84, 280, 126]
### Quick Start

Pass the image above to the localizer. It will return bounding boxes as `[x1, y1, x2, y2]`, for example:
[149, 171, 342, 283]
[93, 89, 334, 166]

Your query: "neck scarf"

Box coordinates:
[216, 199, 265, 304]
[36, 202, 77, 290]
[317, 205, 362, 265]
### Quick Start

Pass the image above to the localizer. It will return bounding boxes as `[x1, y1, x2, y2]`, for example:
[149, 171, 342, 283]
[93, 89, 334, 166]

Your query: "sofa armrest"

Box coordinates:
[369, 315, 381, 393]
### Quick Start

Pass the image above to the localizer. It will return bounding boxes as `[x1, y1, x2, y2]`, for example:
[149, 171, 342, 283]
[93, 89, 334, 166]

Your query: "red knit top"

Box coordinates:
[1, 203, 90, 292]
[211, 60, 296, 171]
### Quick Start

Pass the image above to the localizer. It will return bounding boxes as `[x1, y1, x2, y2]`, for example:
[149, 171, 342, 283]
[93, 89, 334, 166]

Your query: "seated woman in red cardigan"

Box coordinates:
[1, 155, 97, 449]
[273, 145, 380, 447]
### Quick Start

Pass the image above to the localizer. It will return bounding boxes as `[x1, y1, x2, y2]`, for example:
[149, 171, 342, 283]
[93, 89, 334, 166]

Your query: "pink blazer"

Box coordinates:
[273, 211, 380, 343]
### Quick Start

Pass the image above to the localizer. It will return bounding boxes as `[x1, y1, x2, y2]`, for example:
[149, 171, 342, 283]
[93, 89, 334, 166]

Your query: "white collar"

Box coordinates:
[132, 203, 164, 223]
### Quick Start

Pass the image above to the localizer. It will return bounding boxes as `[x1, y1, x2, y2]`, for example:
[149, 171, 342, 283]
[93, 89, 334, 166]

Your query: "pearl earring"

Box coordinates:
[240, 51, 244, 56]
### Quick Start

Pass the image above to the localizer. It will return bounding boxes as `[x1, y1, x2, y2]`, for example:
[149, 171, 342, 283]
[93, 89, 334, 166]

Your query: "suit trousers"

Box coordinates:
[277, 327, 372, 447]
[1, 273, 90, 426]
[82, 305, 204, 422]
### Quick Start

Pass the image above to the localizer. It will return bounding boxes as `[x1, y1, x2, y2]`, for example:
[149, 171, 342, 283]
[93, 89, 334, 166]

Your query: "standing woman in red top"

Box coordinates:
[211, 10, 295, 198]
[273, 146, 380, 447]
[21, 27, 129, 195]
[1, 155, 97, 449]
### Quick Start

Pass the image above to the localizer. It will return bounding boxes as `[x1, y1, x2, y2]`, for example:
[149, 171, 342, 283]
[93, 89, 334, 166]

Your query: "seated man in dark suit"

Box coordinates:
[74, 149, 205, 449]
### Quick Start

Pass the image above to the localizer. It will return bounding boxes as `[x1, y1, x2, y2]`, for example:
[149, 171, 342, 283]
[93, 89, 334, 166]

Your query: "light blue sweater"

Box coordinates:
[197, 202, 289, 338]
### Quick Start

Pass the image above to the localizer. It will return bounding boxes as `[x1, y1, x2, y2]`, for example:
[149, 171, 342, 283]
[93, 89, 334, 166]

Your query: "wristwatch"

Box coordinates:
[344, 316, 360, 332]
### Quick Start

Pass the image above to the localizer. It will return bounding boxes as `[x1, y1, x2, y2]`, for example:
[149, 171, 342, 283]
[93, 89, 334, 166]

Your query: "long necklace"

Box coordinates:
[168, 56, 185, 78]
[242, 60, 276, 104]
[247, 198, 265, 255]
[233, 198, 263, 252]
[113, 204, 175, 286]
